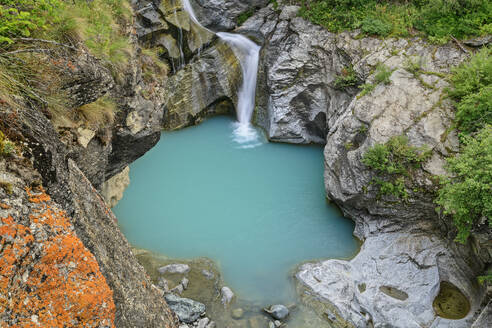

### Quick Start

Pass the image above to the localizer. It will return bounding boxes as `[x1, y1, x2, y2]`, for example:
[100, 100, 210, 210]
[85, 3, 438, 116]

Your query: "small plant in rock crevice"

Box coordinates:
[362, 135, 432, 200]
[333, 65, 359, 90]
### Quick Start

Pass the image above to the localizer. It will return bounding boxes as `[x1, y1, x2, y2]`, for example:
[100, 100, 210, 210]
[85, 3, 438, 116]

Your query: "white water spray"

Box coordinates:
[182, 0, 261, 146]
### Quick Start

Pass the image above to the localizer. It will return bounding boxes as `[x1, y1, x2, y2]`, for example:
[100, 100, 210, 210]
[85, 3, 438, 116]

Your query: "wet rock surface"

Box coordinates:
[190, 0, 270, 31]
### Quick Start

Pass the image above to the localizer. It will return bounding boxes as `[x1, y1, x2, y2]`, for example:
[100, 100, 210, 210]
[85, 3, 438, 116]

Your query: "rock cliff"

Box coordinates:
[244, 3, 491, 327]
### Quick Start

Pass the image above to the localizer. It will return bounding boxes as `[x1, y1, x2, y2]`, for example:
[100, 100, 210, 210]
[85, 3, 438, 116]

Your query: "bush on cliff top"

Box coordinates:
[296, 0, 492, 42]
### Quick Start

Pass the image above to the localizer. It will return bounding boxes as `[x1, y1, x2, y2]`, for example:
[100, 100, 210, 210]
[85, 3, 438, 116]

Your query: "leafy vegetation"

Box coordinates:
[448, 47, 492, 134]
[0, 130, 16, 157]
[333, 65, 358, 89]
[478, 273, 492, 285]
[295, 0, 491, 42]
[436, 126, 492, 243]
[433, 49, 492, 243]
[0, 0, 63, 44]
[374, 63, 393, 85]
[237, 8, 255, 25]
[362, 136, 431, 200]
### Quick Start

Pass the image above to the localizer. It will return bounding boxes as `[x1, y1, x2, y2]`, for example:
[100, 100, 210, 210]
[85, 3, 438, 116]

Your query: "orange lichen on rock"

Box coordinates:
[0, 188, 115, 327]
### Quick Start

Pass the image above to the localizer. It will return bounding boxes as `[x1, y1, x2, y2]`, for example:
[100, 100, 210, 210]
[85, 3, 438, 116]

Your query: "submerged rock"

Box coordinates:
[231, 308, 244, 319]
[264, 304, 289, 320]
[221, 286, 235, 306]
[164, 294, 206, 323]
[158, 263, 191, 274]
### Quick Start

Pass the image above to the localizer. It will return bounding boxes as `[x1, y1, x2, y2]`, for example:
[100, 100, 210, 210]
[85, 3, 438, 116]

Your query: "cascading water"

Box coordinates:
[182, 0, 262, 147]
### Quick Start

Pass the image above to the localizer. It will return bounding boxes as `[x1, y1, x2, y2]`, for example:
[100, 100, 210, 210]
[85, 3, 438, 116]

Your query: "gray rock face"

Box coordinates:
[162, 40, 241, 130]
[472, 300, 492, 328]
[62, 52, 114, 108]
[247, 5, 354, 144]
[189, 0, 270, 30]
[164, 294, 206, 323]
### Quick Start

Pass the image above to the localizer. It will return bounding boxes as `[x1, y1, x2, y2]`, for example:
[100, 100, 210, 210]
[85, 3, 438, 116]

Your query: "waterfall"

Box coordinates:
[182, 0, 261, 146]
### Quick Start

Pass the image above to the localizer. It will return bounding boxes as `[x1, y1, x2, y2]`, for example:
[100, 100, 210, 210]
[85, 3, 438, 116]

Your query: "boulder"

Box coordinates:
[264, 304, 289, 320]
[221, 286, 235, 306]
[158, 263, 191, 274]
[164, 294, 206, 323]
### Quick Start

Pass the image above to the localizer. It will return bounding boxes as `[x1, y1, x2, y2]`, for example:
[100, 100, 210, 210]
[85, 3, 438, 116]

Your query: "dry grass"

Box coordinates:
[75, 96, 117, 130]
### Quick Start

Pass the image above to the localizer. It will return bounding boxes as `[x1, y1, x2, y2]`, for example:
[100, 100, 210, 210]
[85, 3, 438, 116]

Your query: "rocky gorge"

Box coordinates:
[0, 0, 491, 327]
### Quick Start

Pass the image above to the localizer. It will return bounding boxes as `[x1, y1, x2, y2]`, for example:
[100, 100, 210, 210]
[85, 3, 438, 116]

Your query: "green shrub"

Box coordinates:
[358, 83, 375, 98]
[0, 130, 16, 157]
[436, 126, 492, 243]
[414, 0, 492, 42]
[360, 16, 392, 37]
[333, 65, 358, 89]
[296, 0, 490, 42]
[478, 273, 492, 285]
[362, 135, 431, 199]
[0, 0, 64, 44]
[448, 47, 492, 134]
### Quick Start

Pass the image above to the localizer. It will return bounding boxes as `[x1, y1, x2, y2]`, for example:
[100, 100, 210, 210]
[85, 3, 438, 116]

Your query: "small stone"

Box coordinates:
[264, 304, 289, 320]
[274, 320, 282, 327]
[221, 286, 234, 306]
[181, 277, 189, 289]
[197, 318, 209, 328]
[158, 263, 190, 274]
[269, 321, 275, 328]
[158, 277, 169, 292]
[201, 269, 214, 279]
[171, 284, 184, 295]
[231, 308, 244, 319]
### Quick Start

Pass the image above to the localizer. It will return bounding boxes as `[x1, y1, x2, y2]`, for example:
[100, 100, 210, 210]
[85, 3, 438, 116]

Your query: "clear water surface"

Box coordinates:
[113, 116, 359, 304]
